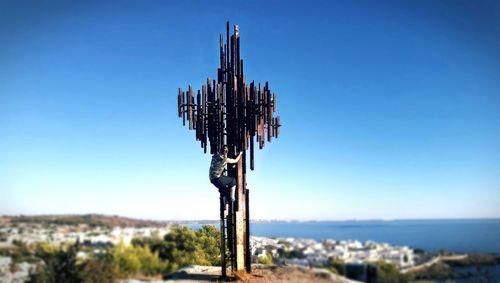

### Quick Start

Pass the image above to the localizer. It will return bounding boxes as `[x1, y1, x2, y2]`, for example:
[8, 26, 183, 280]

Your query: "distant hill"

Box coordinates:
[2, 214, 170, 228]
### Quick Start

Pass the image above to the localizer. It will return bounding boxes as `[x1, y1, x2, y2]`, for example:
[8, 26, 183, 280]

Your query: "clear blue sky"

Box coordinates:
[1, 0, 499, 220]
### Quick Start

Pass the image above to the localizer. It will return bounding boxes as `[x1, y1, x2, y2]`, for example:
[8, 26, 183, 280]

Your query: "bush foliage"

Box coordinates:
[156, 225, 221, 272]
[375, 260, 414, 283]
[26, 225, 221, 282]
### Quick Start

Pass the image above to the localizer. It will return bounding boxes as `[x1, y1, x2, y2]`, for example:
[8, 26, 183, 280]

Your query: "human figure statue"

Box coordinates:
[209, 145, 243, 204]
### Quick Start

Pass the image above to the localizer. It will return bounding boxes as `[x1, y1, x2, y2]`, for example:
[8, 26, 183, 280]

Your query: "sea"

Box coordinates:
[247, 219, 500, 254]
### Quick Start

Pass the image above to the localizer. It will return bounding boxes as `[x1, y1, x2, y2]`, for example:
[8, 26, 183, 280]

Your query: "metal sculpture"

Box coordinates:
[177, 22, 281, 277]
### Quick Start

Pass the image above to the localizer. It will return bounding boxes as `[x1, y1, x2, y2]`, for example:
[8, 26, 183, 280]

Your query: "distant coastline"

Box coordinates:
[3, 214, 500, 223]
[2, 215, 500, 254]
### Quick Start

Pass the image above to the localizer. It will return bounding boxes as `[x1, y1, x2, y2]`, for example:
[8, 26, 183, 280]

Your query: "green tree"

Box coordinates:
[29, 242, 82, 283]
[196, 225, 221, 266]
[131, 234, 164, 252]
[134, 245, 166, 275]
[158, 225, 221, 272]
[375, 260, 414, 283]
[112, 241, 166, 277]
[112, 242, 141, 277]
[79, 255, 118, 283]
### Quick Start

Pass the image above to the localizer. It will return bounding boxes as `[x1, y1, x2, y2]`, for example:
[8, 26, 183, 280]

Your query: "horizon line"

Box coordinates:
[2, 213, 500, 223]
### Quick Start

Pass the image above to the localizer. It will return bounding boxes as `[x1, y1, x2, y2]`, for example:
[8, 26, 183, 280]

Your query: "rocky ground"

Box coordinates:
[121, 265, 360, 283]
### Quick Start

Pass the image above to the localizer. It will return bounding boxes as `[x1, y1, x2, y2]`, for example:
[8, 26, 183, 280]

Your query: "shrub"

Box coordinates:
[375, 260, 414, 283]
[79, 256, 118, 283]
[112, 241, 166, 277]
[323, 258, 345, 275]
[257, 253, 273, 265]
[29, 242, 82, 283]
[158, 225, 221, 273]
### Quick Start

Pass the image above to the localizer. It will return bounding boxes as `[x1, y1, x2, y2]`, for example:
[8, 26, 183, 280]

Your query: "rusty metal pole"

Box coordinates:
[219, 195, 227, 278]
[177, 22, 281, 278]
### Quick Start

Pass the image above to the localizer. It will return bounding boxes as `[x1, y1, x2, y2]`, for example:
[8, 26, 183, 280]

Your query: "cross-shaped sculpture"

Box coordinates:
[177, 22, 281, 277]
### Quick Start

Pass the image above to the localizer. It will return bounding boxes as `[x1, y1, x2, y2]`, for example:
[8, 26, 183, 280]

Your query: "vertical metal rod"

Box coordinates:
[245, 189, 251, 273]
[220, 195, 226, 278]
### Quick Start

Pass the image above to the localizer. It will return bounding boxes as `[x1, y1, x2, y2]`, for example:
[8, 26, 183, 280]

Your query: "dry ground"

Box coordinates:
[157, 265, 360, 283]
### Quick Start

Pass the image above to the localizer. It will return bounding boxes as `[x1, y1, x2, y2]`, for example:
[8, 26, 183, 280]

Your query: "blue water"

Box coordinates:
[246, 219, 500, 254]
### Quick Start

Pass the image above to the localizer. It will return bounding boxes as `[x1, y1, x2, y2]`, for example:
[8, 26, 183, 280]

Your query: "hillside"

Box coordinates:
[2, 214, 168, 228]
